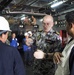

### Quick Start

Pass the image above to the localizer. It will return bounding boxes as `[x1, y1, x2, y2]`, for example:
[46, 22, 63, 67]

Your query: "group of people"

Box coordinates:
[0, 11, 74, 75]
[8, 30, 35, 66]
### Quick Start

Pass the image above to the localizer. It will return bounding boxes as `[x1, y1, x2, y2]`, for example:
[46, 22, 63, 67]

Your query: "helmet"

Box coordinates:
[0, 16, 11, 31]
[24, 32, 29, 36]
[28, 31, 32, 35]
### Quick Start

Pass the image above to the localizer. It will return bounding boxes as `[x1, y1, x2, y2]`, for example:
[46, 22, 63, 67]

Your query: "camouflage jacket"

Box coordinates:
[36, 29, 62, 53]
[33, 29, 62, 75]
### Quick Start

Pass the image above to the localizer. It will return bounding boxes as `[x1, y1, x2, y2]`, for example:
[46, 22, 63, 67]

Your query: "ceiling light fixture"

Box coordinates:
[51, 1, 65, 8]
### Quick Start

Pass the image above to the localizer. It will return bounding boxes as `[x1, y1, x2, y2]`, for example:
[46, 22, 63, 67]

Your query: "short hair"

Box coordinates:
[11, 32, 16, 35]
[65, 11, 74, 25]
[0, 30, 7, 36]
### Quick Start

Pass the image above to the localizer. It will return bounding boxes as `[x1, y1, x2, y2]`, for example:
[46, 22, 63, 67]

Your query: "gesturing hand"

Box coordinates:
[53, 52, 63, 64]
[34, 50, 45, 59]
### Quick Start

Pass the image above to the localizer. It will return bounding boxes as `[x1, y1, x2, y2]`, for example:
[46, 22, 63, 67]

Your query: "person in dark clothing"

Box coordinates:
[0, 16, 26, 75]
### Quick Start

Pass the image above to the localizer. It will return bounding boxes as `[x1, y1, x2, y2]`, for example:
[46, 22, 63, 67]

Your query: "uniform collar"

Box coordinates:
[47, 29, 55, 33]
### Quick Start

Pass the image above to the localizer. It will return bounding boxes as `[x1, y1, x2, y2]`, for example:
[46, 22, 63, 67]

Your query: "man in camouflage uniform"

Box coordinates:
[33, 15, 62, 75]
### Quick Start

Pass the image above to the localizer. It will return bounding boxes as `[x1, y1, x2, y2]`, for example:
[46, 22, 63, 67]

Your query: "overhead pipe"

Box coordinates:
[6, 10, 47, 16]
[54, 8, 74, 16]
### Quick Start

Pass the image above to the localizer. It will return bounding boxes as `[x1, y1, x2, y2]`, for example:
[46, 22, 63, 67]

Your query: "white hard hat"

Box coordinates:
[0, 16, 11, 31]
[28, 31, 32, 35]
[24, 32, 29, 36]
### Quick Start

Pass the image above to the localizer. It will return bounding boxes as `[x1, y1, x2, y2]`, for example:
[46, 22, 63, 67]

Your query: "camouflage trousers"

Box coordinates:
[33, 59, 56, 75]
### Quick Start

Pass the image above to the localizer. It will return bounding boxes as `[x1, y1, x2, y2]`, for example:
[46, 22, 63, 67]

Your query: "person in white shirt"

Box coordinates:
[54, 11, 74, 75]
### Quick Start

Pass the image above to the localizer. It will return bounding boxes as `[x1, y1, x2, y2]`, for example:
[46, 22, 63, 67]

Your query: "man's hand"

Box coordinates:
[34, 50, 45, 59]
[53, 52, 63, 64]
